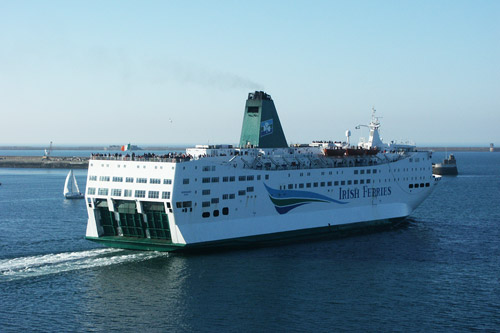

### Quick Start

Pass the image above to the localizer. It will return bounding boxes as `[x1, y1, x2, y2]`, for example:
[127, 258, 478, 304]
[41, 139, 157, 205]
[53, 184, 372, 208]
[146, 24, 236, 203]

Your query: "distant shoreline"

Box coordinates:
[0, 146, 187, 151]
[0, 155, 88, 169]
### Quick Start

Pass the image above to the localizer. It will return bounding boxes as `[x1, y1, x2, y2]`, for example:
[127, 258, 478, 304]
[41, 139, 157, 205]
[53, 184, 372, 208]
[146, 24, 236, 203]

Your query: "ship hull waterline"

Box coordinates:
[432, 166, 458, 176]
[86, 216, 407, 252]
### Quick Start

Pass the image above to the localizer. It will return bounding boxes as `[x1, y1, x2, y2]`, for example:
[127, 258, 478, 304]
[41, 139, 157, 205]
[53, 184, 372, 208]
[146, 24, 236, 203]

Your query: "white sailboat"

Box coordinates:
[64, 170, 84, 199]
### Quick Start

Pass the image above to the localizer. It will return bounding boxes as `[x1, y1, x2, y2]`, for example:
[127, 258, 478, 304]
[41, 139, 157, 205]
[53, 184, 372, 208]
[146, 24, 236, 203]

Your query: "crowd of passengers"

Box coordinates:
[91, 152, 193, 161]
[90, 149, 259, 161]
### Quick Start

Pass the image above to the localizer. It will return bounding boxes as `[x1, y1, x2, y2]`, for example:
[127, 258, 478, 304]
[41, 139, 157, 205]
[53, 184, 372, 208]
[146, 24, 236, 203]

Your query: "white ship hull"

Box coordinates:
[85, 151, 438, 251]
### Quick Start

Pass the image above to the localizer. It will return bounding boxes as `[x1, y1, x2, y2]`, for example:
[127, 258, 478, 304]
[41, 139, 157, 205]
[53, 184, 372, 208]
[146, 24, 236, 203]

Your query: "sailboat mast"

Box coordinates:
[72, 171, 80, 193]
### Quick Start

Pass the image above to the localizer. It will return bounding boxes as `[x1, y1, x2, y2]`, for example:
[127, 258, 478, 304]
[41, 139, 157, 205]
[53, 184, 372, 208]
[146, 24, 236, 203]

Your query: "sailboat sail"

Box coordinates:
[64, 170, 83, 199]
[72, 172, 80, 193]
[64, 170, 72, 196]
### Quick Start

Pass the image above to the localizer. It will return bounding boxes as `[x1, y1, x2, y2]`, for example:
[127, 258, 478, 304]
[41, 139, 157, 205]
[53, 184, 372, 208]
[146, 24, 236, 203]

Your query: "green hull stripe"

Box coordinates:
[268, 196, 326, 207]
[87, 217, 406, 252]
[86, 236, 185, 252]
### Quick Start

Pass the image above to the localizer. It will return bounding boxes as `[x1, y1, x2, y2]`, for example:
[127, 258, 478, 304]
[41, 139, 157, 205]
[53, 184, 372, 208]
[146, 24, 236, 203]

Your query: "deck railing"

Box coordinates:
[90, 154, 192, 163]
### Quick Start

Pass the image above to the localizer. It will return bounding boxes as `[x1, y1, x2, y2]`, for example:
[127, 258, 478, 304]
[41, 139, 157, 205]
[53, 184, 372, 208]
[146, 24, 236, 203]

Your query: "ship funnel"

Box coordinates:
[239, 91, 288, 148]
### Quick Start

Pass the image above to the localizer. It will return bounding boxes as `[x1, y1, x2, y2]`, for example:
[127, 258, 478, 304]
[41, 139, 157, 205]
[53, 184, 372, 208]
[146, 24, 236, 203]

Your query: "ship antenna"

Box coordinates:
[371, 106, 382, 128]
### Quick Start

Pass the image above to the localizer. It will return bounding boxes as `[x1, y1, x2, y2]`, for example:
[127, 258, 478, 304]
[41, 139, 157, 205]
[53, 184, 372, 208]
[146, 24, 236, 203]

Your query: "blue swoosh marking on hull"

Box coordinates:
[264, 183, 348, 205]
[275, 203, 307, 214]
[264, 183, 348, 214]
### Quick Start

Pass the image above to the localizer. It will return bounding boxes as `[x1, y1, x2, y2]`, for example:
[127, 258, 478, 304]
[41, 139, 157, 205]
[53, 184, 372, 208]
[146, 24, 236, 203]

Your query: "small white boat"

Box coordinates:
[64, 170, 84, 199]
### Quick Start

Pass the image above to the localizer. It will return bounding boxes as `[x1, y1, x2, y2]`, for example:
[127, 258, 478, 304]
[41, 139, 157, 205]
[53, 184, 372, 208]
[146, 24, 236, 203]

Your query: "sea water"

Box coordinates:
[1, 152, 499, 331]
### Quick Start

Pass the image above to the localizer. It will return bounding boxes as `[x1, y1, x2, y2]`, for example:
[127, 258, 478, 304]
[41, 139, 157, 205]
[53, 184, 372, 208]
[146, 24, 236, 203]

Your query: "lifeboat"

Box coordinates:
[323, 147, 346, 157]
[345, 147, 365, 156]
[345, 147, 380, 156]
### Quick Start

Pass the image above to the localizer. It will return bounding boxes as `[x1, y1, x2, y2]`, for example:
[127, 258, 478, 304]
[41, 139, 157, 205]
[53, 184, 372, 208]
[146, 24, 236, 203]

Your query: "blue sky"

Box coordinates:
[0, 0, 498, 146]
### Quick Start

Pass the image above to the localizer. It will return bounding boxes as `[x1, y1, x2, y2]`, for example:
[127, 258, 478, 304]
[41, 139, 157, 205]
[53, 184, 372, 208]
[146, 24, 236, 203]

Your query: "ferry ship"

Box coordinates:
[85, 91, 440, 251]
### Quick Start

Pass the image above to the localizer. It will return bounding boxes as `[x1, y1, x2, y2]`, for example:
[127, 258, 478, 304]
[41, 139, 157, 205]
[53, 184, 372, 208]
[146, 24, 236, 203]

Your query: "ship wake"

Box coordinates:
[0, 248, 168, 282]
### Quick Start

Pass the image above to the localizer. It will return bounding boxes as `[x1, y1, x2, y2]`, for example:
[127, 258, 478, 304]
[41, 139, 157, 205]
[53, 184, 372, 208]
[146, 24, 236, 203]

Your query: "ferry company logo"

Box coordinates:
[260, 119, 273, 137]
[264, 184, 347, 214]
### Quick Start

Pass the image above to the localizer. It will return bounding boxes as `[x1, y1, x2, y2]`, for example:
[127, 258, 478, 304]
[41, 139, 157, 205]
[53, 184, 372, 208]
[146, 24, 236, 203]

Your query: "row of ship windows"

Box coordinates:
[89, 175, 172, 185]
[201, 187, 255, 206]
[186, 169, 396, 185]
[410, 183, 430, 188]
[90, 169, 428, 188]
[190, 168, 429, 185]
[281, 179, 372, 190]
[297, 168, 376, 177]
[88, 182, 430, 200]
[202, 166, 216, 172]
[391, 167, 430, 172]
[87, 188, 171, 199]
[169, 200, 229, 218]
[280, 176, 431, 190]
[352, 167, 429, 175]
[184, 168, 428, 185]
[353, 169, 378, 175]
[202, 187, 254, 196]
[202, 208, 229, 218]
[187, 175, 269, 185]
[289, 167, 425, 178]
[88, 184, 255, 201]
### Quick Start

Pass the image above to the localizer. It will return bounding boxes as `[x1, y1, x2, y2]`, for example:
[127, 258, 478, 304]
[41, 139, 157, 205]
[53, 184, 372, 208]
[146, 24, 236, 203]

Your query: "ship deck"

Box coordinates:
[89, 150, 415, 171]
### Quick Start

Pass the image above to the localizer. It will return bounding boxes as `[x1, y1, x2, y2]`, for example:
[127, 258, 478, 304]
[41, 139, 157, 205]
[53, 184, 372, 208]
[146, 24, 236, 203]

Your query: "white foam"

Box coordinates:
[0, 248, 168, 281]
[0, 248, 120, 272]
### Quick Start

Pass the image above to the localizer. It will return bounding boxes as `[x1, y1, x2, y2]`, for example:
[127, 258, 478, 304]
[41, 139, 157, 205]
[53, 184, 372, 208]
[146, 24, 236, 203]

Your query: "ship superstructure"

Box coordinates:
[85, 91, 439, 251]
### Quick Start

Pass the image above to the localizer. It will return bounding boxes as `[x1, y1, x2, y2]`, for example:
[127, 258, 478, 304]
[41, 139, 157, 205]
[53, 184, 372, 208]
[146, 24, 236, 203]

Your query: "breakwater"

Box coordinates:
[0, 156, 89, 169]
